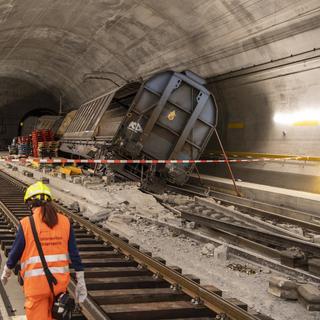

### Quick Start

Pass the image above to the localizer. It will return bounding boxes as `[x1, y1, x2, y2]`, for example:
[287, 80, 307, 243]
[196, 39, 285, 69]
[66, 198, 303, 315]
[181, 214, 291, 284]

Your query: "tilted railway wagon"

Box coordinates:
[59, 70, 218, 185]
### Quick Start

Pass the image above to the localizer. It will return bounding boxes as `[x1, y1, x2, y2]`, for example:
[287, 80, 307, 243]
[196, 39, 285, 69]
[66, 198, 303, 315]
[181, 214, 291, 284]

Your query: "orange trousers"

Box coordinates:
[24, 294, 53, 320]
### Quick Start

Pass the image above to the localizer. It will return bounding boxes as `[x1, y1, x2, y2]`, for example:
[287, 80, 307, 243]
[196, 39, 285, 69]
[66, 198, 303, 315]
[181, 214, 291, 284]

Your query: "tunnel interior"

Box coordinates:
[18, 108, 57, 136]
[0, 4, 319, 320]
[0, 77, 59, 149]
[0, 0, 319, 191]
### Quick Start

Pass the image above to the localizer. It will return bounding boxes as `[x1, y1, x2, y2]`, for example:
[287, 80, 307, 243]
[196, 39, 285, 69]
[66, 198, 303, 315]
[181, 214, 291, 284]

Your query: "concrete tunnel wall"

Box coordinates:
[208, 51, 320, 157]
[1, 0, 320, 105]
[201, 51, 320, 193]
[0, 0, 320, 191]
[0, 78, 59, 147]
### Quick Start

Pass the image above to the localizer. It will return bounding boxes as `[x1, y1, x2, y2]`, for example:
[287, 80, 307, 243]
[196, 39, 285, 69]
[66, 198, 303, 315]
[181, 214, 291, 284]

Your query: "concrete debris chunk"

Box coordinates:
[288, 226, 304, 236]
[313, 234, 320, 244]
[107, 213, 135, 224]
[170, 229, 181, 237]
[72, 176, 82, 184]
[262, 268, 271, 274]
[202, 209, 212, 216]
[102, 172, 115, 185]
[59, 173, 66, 179]
[214, 244, 228, 262]
[173, 196, 190, 206]
[280, 247, 308, 268]
[201, 243, 215, 256]
[269, 289, 298, 301]
[186, 221, 196, 229]
[23, 170, 33, 177]
[308, 258, 320, 276]
[297, 284, 320, 311]
[194, 206, 204, 213]
[175, 205, 189, 212]
[69, 201, 80, 213]
[84, 182, 105, 190]
[269, 276, 297, 289]
[268, 276, 298, 300]
[210, 213, 224, 219]
[89, 209, 110, 223]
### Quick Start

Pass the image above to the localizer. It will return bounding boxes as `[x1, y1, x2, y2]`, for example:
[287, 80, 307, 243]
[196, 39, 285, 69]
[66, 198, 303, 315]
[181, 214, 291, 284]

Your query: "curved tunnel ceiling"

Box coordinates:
[0, 0, 320, 106]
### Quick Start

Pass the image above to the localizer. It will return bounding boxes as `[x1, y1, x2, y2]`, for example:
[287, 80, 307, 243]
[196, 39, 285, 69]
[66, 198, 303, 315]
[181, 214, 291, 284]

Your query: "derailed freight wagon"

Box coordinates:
[59, 70, 218, 186]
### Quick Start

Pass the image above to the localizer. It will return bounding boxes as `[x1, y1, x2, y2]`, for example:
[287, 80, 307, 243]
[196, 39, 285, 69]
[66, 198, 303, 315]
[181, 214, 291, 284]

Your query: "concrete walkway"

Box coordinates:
[0, 252, 25, 319]
[190, 174, 320, 216]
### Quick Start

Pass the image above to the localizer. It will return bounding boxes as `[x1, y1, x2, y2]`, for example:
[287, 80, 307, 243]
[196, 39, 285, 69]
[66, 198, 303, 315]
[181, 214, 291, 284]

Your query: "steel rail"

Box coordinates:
[0, 170, 260, 320]
[149, 192, 281, 260]
[181, 211, 320, 256]
[0, 171, 109, 320]
[59, 207, 259, 320]
[0, 236, 16, 318]
[169, 184, 320, 233]
[206, 190, 320, 233]
[136, 214, 319, 283]
[194, 196, 311, 241]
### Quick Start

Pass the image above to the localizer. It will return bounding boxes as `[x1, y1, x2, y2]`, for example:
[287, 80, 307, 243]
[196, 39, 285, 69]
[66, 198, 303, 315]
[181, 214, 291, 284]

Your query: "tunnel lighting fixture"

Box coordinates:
[273, 110, 320, 126]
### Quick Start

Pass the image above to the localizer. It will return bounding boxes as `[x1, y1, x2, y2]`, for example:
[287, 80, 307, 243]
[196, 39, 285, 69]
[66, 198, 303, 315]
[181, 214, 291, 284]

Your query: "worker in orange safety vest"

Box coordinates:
[1, 181, 87, 319]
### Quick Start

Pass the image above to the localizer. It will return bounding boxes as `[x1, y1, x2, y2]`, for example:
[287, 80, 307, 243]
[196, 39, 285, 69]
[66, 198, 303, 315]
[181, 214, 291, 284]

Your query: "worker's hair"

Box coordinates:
[30, 199, 58, 228]
[41, 202, 58, 228]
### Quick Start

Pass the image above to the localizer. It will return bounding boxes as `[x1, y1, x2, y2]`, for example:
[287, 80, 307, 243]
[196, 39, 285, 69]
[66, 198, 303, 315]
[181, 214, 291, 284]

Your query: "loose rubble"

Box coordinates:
[0, 160, 319, 320]
[268, 276, 298, 300]
[201, 243, 215, 256]
[227, 263, 257, 275]
[280, 247, 308, 268]
[298, 284, 320, 311]
[214, 244, 229, 262]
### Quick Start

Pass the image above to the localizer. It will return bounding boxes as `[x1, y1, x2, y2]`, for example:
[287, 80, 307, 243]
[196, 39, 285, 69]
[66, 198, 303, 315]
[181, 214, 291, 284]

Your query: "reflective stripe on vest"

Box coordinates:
[20, 208, 71, 296]
[21, 254, 69, 270]
[24, 266, 70, 278]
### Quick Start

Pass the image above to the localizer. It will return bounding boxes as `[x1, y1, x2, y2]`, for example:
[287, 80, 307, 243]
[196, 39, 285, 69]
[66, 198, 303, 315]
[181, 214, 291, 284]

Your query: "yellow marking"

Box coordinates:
[228, 122, 245, 129]
[59, 167, 72, 176]
[59, 166, 82, 175]
[32, 160, 40, 169]
[204, 151, 320, 162]
[293, 120, 320, 126]
[167, 110, 176, 121]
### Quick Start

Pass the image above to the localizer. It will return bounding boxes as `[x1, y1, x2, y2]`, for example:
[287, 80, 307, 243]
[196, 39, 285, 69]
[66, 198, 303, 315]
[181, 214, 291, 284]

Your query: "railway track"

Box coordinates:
[0, 169, 271, 320]
[165, 184, 320, 277]
[169, 184, 320, 235]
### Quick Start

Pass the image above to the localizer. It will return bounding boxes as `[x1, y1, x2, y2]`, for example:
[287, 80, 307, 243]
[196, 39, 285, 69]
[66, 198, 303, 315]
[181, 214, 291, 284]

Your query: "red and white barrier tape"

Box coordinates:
[0, 157, 298, 164]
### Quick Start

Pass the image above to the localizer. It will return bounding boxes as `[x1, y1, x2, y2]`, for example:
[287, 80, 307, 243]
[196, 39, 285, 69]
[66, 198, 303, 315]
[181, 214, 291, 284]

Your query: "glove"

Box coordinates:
[1, 265, 12, 286]
[75, 271, 87, 303]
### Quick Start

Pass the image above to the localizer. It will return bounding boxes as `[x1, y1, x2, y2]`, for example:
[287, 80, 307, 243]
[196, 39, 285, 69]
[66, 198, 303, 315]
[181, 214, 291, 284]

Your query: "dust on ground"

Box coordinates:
[0, 163, 317, 320]
[107, 216, 316, 320]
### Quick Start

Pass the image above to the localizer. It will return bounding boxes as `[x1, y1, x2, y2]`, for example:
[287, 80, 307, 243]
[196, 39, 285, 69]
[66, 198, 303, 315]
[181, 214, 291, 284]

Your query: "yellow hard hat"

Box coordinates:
[24, 181, 52, 203]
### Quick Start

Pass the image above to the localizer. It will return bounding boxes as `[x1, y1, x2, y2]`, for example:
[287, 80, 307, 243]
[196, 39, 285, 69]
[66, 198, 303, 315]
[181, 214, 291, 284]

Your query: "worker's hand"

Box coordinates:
[1, 265, 12, 286]
[75, 271, 87, 303]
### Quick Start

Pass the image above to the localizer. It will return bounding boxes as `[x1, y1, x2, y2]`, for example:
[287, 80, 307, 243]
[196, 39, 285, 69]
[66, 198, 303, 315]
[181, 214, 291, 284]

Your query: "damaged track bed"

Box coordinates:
[165, 185, 320, 278]
[0, 170, 270, 320]
[170, 184, 320, 235]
